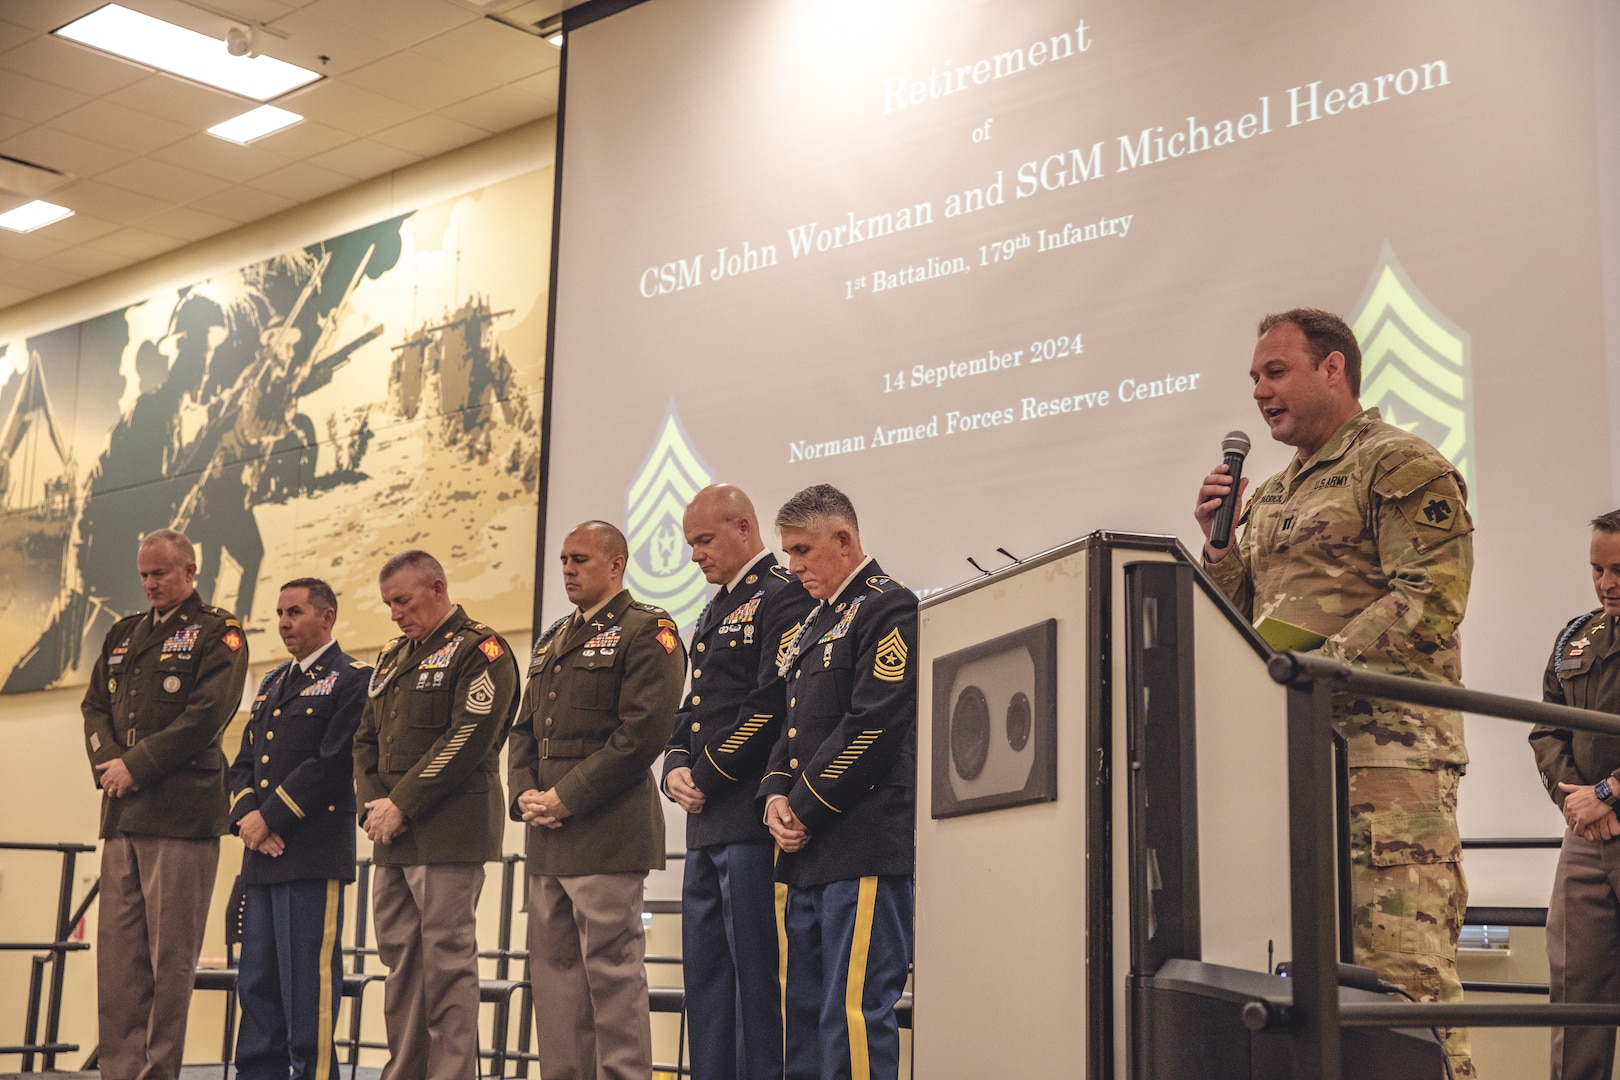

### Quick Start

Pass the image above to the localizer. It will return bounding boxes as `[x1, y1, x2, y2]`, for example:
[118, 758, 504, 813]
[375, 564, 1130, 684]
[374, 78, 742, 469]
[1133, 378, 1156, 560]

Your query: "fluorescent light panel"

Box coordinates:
[208, 104, 302, 144]
[54, 4, 320, 102]
[0, 201, 74, 233]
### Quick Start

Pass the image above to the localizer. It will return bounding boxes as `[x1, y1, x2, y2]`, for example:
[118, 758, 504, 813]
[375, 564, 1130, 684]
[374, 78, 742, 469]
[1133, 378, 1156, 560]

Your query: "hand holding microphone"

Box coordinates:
[1195, 431, 1250, 559]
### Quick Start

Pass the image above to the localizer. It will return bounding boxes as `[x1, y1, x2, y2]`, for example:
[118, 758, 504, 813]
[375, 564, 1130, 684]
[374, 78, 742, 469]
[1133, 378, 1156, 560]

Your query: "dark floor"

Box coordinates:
[0, 1069, 385, 1080]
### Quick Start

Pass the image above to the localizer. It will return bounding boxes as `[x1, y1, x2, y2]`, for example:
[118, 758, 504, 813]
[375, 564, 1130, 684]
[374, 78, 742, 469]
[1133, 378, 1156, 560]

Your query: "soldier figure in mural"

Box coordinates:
[4, 223, 406, 693]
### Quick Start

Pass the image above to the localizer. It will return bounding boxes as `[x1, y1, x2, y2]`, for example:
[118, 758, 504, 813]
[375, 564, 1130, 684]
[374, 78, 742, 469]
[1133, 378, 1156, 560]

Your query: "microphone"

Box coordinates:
[1209, 430, 1251, 550]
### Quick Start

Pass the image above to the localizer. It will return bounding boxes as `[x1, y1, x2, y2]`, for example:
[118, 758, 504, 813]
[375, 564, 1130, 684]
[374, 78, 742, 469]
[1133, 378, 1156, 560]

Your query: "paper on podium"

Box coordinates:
[1255, 616, 1327, 652]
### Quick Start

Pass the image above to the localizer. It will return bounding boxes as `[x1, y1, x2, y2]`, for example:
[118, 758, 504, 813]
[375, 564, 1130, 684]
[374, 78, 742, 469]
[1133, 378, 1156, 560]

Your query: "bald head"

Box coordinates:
[684, 484, 766, 585]
[561, 521, 628, 610]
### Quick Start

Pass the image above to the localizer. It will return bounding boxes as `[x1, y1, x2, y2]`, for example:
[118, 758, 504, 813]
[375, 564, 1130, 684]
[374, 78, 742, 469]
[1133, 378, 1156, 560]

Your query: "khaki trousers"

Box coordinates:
[527, 872, 650, 1080]
[96, 834, 220, 1080]
[373, 863, 485, 1080]
[1547, 828, 1620, 1080]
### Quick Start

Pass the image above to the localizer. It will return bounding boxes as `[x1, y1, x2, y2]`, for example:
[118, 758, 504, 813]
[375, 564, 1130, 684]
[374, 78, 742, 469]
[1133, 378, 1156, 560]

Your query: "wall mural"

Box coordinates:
[0, 166, 551, 694]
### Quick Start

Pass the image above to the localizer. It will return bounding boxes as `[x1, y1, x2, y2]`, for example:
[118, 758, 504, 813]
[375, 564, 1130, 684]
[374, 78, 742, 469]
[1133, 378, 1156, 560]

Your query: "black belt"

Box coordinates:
[541, 737, 606, 760]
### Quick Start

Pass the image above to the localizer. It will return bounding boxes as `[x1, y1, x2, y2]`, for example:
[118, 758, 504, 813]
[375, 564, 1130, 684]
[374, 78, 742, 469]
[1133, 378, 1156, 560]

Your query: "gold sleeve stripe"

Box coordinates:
[762, 770, 793, 782]
[275, 785, 306, 819]
[704, 747, 739, 782]
[718, 717, 771, 754]
[231, 789, 254, 808]
[821, 730, 881, 779]
[666, 747, 690, 756]
[419, 723, 478, 779]
[802, 774, 841, 813]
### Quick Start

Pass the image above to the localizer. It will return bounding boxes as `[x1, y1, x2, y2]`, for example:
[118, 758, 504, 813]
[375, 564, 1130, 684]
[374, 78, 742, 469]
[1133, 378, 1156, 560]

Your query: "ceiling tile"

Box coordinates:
[0, 261, 84, 292]
[52, 99, 194, 155]
[0, 125, 134, 179]
[371, 113, 489, 158]
[506, 66, 558, 104]
[57, 179, 172, 225]
[0, 229, 70, 262]
[148, 133, 290, 185]
[141, 205, 238, 243]
[252, 118, 353, 159]
[115, 73, 249, 130]
[6, 35, 150, 96]
[0, 70, 90, 124]
[281, 79, 420, 137]
[249, 160, 354, 202]
[98, 158, 232, 205]
[0, 2, 104, 33]
[438, 84, 553, 133]
[0, 282, 36, 309]
[0, 114, 33, 142]
[37, 244, 128, 279]
[306, 138, 421, 179]
[0, 19, 37, 53]
[89, 227, 182, 260]
[345, 49, 497, 112]
[259, 7, 399, 77]
[306, 0, 474, 49]
[44, 212, 119, 245]
[413, 18, 559, 84]
[188, 185, 299, 223]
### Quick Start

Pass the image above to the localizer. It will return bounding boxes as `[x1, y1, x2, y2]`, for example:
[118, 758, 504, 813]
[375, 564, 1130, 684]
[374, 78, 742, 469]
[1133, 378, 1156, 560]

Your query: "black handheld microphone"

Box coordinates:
[1209, 430, 1251, 550]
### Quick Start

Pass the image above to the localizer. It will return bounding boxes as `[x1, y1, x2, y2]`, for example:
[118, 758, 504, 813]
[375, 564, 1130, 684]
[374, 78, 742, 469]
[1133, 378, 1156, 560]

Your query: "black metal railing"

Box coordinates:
[0, 840, 97, 1072]
[1266, 653, 1620, 1079]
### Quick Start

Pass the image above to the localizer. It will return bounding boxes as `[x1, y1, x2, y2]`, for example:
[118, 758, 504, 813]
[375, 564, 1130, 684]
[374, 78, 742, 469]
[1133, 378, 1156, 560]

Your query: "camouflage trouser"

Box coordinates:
[1348, 765, 1474, 1079]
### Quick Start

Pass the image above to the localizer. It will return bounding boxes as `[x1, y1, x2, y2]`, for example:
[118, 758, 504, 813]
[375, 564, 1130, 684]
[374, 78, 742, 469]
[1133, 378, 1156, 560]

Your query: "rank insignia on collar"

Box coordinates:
[745, 574, 758, 585]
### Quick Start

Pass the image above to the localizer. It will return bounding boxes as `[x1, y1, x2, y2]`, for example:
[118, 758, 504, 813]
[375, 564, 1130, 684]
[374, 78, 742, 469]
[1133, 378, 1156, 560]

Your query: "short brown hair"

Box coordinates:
[1591, 511, 1620, 535]
[1258, 308, 1363, 396]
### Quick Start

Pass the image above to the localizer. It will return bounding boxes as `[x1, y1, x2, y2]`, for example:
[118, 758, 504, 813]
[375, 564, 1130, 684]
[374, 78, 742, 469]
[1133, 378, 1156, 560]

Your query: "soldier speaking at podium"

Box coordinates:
[81, 527, 250, 1080]
[1194, 309, 1475, 1078]
[353, 550, 520, 1080]
[510, 521, 686, 1080]
[662, 485, 814, 1080]
[762, 485, 918, 1080]
[228, 578, 367, 1080]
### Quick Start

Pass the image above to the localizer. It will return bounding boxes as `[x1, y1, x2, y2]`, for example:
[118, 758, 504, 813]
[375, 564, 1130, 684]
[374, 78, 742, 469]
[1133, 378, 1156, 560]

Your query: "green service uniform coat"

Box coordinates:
[508, 589, 687, 876]
[1204, 407, 1474, 770]
[1532, 609, 1620, 804]
[81, 590, 251, 838]
[353, 607, 519, 865]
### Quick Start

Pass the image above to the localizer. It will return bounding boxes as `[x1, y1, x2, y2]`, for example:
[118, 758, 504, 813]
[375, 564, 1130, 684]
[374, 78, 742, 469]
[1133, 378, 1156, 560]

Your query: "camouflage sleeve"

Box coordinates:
[122, 618, 250, 788]
[553, 616, 685, 818]
[1202, 499, 1256, 619]
[1323, 453, 1473, 679]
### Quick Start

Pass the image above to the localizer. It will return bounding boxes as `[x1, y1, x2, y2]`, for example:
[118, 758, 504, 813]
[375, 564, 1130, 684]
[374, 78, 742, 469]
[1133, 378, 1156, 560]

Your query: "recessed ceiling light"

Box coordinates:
[0, 201, 75, 233]
[54, 4, 320, 102]
[208, 105, 303, 144]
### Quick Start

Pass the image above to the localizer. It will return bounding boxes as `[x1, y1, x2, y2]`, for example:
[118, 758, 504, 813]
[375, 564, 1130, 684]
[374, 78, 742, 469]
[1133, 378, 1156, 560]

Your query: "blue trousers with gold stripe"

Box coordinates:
[781, 876, 912, 1080]
[235, 879, 344, 1080]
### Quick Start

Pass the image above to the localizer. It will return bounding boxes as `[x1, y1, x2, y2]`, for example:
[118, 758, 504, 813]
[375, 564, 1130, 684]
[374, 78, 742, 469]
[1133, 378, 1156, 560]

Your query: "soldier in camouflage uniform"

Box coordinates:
[1530, 511, 1620, 1080]
[1196, 308, 1475, 1077]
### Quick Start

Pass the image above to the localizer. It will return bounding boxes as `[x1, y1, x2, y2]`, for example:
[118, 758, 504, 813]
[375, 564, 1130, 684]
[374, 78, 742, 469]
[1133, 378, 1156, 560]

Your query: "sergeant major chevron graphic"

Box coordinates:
[624, 402, 713, 633]
[1349, 242, 1475, 493]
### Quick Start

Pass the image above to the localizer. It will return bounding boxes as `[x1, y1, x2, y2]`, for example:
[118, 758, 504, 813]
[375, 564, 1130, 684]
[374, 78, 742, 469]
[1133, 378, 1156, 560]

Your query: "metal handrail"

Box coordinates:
[1266, 652, 1620, 1079]
[0, 840, 97, 1072]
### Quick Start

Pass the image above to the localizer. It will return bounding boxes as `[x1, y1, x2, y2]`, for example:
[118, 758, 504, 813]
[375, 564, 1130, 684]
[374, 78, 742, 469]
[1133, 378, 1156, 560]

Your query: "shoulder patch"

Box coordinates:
[478, 636, 505, 662]
[224, 617, 242, 629]
[222, 628, 244, 652]
[658, 618, 677, 631]
[656, 627, 679, 654]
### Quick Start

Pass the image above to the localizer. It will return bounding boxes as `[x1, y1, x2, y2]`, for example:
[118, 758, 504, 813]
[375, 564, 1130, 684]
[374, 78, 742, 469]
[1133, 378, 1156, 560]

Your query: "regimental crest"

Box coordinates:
[1350, 243, 1475, 495]
[623, 401, 713, 633]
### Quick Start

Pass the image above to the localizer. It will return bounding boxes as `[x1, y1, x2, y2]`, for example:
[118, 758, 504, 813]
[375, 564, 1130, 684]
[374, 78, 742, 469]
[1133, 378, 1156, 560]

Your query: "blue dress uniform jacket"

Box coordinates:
[82, 590, 251, 838]
[662, 553, 815, 847]
[229, 643, 368, 884]
[509, 589, 687, 875]
[353, 608, 520, 865]
[759, 561, 918, 888]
